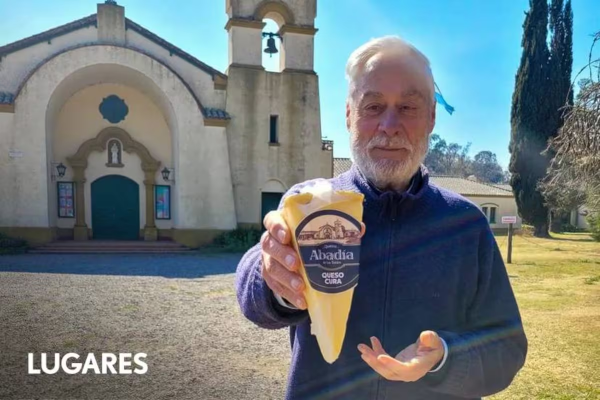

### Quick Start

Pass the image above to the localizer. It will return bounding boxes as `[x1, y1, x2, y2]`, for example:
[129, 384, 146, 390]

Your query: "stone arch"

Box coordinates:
[254, 0, 295, 27]
[66, 127, 161, 241]
[68, 127, 160, 172]
[480, 202, 500, 208]
[262, 178, 287, 193]
[14, 43, 208, 123]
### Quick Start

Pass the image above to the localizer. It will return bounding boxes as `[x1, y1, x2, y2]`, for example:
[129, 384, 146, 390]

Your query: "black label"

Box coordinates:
[295, 210, 361, 294]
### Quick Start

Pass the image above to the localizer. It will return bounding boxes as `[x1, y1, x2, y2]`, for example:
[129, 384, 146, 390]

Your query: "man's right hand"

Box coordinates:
[261, 210, 307, 310]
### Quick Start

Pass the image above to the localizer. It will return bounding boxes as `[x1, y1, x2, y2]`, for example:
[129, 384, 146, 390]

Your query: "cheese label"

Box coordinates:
[295, 210, 361, 294]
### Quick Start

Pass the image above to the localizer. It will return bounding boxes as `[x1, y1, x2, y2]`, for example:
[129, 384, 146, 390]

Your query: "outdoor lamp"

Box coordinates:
[56, 162, 66, 178]
[161, 167, 171, 182]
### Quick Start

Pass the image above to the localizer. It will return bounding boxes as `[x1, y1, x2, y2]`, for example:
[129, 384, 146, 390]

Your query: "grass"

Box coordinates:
[487, 232, 600, 400]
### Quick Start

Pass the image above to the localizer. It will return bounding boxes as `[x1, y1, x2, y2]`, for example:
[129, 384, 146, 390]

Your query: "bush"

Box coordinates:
[0, 233, 29, 255]
[209, 228, 263, 252]
[560, 223, 588, 233]
[586, 213, 600, 242]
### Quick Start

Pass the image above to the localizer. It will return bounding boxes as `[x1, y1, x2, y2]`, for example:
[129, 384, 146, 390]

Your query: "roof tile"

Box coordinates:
[333, 158, 353, 177]
[0, 92, 15, 104]
[204, 108, 230, 120]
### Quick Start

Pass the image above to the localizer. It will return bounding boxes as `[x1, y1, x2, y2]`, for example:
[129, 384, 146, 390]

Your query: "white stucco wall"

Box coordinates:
[226, 66, 324, 226]
[281, 32, 314, 71]
[0, 112, 26, 227]
[10, 45, 236, 231]
[0, 27, 98, 94]
[228, 26, 263, 67]
[319, 150, 333, 179]
[281, 0, 317, 25]
[571, 206, 590, 230]
[51, 83, 172, 230]
[125, 29, 226, 109]
[467, 196, 522, 229]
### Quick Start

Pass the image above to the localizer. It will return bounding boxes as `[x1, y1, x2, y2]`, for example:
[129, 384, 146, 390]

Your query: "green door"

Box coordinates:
[261, 192, 283, 231]
[91, 175, 140, 240]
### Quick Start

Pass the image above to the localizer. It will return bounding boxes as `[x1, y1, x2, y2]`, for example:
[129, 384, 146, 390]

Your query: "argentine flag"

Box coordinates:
[434, 83, 455, 115]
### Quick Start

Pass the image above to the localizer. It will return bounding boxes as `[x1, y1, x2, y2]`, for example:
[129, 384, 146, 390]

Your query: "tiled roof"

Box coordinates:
[204, 108, 230, 120]
[0, 92, 15, 104]
[333, 158, 353, 177]
[429, 176, 513, 197]
[0, 14, 227, 81]
[332, 158, 514, 197]
[491, 183, 512, 192]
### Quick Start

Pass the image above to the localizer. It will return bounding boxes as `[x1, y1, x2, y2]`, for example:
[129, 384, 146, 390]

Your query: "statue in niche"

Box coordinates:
[111, 142, 119, 164]
[106, 140, 123, 167]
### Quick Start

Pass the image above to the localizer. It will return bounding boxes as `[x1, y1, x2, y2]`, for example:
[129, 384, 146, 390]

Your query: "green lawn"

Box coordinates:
[487, 232, 600, 400]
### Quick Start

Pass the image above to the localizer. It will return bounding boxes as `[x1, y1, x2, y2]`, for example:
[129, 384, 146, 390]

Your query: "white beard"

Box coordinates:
[351, 132, 428, 191]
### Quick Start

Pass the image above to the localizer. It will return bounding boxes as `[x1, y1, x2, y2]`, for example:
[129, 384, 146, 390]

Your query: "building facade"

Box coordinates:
[0, 0, 332, 247]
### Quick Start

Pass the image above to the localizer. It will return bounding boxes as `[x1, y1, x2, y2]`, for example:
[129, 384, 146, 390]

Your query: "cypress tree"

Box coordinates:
[509, 0, 552, 237]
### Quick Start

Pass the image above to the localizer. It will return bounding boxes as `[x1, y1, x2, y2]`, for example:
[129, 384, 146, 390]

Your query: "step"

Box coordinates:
[28, 249, 193, 254]
[40, 241, 186, 248]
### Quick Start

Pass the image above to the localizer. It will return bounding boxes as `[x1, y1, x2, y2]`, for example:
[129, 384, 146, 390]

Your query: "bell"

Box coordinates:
[264, 37, 278, 57]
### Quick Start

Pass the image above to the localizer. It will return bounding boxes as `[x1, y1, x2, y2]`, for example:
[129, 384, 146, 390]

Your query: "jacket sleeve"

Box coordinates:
[234, 183, 311, 330]
[423, 222, 528, 397]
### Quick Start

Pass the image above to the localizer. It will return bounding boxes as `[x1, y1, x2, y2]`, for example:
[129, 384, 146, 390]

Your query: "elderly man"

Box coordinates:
[235, 36, 527, 399]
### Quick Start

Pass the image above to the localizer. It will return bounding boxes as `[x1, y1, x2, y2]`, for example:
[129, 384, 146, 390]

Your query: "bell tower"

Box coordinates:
[224, 0, 331, 229]
[225, 0, 317, 71]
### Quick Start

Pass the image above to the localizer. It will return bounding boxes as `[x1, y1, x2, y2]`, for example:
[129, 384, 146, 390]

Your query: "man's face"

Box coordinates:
[346, 53, 436, 191]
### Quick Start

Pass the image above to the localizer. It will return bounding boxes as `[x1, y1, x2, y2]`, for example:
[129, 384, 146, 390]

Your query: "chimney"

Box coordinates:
[97, 1, 126, 45]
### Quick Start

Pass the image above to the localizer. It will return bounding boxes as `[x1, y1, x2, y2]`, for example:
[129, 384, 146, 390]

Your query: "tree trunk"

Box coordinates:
[534, 222, 550, 238]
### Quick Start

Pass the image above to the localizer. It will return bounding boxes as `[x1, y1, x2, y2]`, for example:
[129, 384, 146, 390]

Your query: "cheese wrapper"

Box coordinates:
[280, 180, 364, 364]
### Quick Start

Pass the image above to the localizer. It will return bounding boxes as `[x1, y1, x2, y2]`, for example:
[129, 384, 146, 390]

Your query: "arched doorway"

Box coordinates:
[91, 175, 140, 240]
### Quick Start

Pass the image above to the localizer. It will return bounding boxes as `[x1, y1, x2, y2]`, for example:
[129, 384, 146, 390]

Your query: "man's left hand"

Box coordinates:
[358, 331, 445, 382]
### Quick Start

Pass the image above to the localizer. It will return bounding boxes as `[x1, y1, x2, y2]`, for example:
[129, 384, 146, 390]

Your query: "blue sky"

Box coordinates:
[1, 0, 598, 169]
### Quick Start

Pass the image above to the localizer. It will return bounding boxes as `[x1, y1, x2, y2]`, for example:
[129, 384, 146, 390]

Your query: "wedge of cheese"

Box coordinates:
[281, 181, 364, 364]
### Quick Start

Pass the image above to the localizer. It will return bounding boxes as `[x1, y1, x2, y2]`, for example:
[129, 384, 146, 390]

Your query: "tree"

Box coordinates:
[472, 151, 505, 184]
[509, 0, 573, 237]
[424, 134, 473, 176]
[424, 134, 509, 182]
[541, 31, 600, 240]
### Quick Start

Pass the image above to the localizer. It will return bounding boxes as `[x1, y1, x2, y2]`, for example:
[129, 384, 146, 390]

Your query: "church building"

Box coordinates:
[0, 0, 332, 247]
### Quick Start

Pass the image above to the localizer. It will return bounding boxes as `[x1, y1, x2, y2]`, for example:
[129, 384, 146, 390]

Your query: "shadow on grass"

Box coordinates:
[548, 236, 595, 243]
[0, 252, 246, 279]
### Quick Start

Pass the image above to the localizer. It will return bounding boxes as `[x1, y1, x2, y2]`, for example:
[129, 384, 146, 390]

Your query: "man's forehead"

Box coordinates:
[355, 53, 434, 98]
[359, 88, 429, 101]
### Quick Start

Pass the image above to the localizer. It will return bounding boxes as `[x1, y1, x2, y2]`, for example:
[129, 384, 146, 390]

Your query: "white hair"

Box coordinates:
[345, 35, 435, 104]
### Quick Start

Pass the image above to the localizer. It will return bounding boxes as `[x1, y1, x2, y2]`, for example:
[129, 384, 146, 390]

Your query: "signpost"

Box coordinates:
[502, 216, 517, 263]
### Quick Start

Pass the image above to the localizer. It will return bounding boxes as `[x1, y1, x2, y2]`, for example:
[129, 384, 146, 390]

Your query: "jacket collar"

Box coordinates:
[347, 162, 431, 219]
[349, 162, 429, 200]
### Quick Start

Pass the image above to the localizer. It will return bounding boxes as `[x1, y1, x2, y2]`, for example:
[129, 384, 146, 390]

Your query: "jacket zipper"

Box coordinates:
[375, 198, 398, 399]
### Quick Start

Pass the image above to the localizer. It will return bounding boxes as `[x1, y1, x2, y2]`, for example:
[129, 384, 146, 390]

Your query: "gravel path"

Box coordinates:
[0, 253, 291, 400]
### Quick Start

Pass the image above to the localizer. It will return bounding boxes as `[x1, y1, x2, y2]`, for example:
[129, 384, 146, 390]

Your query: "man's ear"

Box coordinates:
[428, 102, 437, 133]
[346, 101, 351, 131]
